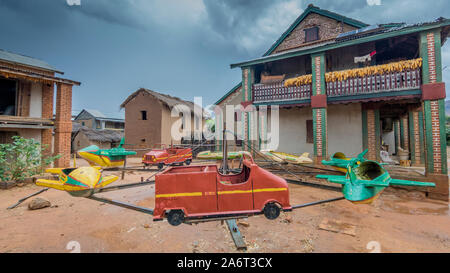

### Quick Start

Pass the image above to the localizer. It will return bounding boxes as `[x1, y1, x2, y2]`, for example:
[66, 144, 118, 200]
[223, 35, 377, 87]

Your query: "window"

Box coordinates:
[0, 131, 18, 144]
[81, 121, 85, 126]
[306, 120, 313, 143]
[304, 27, 319, 43]
[141, 110, 147, 120]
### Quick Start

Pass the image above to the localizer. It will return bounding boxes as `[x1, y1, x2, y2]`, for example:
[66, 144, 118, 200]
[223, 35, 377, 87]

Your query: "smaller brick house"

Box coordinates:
[72, 126, 123, 153]
[0, 49, 80, 167]
[120, 88, 208, 156]
[74, 109, 124, 131]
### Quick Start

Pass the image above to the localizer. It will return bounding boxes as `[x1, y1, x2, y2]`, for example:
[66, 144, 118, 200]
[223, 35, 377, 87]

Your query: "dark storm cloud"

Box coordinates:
[0, 0, 143, 29]
[0, 0, 449, 109]
[203, 0, 276, 34]
[68, 0, 146, 29]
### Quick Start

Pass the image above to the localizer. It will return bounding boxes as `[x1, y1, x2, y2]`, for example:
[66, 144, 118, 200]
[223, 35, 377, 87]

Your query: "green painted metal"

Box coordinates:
[317, 159, 435, 203]
[311, 110, 316, 155]
[322, 149, 368, 172]
[438, 99, 448, 174]
[78, 137, 137, 167]
[231, 21, 450, 69]
[311, 52, 326, 96]
[327, 89, 422, 102]
[321, 108, 327, 158]
[434, 29, 443, 83]
[254, 99, 311, 106]
[262, 5, 368, 57]
[420, 31, 430, 84]
[423, 100, 434, 173]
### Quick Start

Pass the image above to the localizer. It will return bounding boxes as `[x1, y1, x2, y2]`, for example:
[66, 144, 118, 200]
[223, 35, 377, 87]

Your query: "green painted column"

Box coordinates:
[241, 67, 254, 151]
[420, 29, 448, 175]
[311, 53, 327, 161]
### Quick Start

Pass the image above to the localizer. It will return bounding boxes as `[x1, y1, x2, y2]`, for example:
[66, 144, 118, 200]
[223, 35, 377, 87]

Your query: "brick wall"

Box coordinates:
[124, 91, 162, 157]
[402, 115, 409, 150]
[41, 83, 54, 157]
[412, 110, 422, 164]
[54, 84, 72, 167]
[315, 109, 323, 156]
[426, 33, 437, 84]
[430, 100, 442, 171]
[272, 13, 357, 54]
[314, 56, 322, 95]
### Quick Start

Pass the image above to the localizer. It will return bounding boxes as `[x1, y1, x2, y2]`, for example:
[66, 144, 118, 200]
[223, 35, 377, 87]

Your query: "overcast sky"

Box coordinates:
[0, 0, 449, 116]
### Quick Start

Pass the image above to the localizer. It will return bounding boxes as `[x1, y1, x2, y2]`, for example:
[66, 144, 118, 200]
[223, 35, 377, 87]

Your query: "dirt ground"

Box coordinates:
[0, 157, 449, 253]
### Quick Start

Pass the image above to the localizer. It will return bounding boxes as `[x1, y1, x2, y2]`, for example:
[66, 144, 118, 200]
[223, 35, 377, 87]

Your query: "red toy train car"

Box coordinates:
[142, 144, 192, 169]
[153, 153, 292, 226]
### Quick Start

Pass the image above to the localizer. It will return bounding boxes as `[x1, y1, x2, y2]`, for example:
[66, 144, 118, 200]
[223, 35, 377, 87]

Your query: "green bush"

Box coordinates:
[0, 136, 60, 182]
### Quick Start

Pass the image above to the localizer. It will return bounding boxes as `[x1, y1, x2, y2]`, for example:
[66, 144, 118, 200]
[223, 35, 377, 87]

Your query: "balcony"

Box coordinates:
[252, 82, 311, 103]
[326, 68, 421, 97]
[252, 58, 422, 104]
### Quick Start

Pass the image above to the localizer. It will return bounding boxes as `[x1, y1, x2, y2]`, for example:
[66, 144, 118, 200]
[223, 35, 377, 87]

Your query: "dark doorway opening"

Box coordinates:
[0, 78, 17, 116]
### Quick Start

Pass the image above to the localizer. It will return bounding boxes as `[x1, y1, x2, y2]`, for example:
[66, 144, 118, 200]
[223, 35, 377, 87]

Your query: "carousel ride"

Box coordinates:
[7, 123, 436, 250]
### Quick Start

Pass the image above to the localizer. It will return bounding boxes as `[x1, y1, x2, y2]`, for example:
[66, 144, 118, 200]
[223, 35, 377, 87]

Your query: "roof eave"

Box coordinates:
[214, 82, 242, 105]
[231, 20, 450, 69]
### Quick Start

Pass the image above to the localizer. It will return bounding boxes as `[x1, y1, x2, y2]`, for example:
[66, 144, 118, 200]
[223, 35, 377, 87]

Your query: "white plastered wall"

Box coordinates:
[29, 82, 42, 118]
[275, 107, 313, 155]
[327, 103, 363, 157]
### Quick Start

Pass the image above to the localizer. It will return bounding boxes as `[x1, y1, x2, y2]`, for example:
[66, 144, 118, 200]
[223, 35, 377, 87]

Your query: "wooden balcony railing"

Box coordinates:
[252, 82, 311, 103]
[326, 68, 421, 97]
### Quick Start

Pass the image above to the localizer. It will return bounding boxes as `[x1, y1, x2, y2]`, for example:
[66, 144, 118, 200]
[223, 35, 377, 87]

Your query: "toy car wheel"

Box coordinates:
[263, 203, 280, 220]
[167, 210, 184, 226]
[185, 159, 191, 165]
[158, 163, 164, 170]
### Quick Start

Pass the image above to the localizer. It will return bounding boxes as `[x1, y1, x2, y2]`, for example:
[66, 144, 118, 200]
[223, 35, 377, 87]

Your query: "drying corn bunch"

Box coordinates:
[325, 58, 422, 82]
[284, 74, 312, 87]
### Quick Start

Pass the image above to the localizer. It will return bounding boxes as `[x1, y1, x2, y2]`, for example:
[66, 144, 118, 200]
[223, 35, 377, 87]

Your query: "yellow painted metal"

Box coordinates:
[261, 150, 313, 164]
[36, 167, 118, 197]
[77, 151, 125, 167]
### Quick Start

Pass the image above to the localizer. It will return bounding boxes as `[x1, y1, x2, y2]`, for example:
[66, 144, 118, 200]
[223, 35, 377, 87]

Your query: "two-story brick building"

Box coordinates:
[216, 4, 450, 200]
[0, 49, 80, 167]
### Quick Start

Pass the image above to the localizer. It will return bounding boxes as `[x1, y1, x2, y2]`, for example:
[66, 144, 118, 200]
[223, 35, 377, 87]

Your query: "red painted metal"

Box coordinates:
[153, 156, 291, 221]
[142, 144, 192, 166]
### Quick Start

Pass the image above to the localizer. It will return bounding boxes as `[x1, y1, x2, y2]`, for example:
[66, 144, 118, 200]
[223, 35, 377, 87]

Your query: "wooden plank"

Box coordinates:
[226, 219, 247, 250]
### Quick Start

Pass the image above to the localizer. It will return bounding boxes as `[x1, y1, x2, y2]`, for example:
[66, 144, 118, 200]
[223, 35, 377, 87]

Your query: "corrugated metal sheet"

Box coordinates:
[0, 49, 60, 73]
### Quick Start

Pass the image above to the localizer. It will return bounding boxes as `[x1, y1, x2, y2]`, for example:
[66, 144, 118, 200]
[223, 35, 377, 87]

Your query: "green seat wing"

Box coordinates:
[389, 179, 435, 187]
[316, 174, 348, 184]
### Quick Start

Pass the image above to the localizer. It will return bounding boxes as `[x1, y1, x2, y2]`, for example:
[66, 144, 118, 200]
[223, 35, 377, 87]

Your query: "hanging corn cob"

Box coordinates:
[284, 58, 422, 87]
[284, 74, 312, 87]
